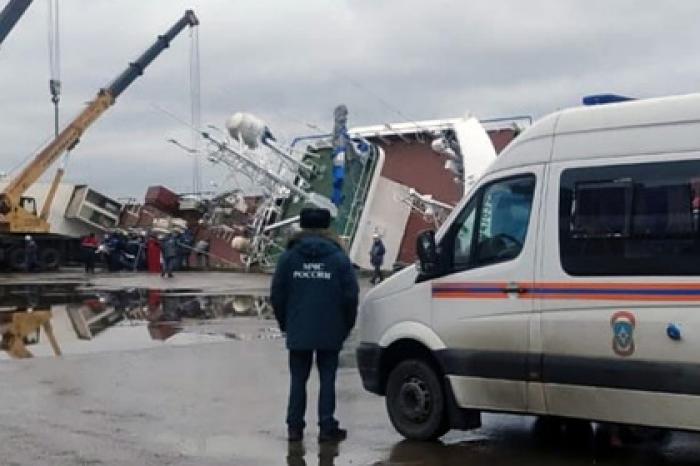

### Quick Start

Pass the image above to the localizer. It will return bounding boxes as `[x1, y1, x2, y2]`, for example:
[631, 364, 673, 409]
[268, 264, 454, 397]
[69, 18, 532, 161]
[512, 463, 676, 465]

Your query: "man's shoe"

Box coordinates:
[318, 427, 347, 443]
[288, 428, 303, 442]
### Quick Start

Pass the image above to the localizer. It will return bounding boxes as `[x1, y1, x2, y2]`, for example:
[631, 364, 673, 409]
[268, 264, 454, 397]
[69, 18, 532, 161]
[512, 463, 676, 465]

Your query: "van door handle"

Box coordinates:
[504, 282, 526, 294]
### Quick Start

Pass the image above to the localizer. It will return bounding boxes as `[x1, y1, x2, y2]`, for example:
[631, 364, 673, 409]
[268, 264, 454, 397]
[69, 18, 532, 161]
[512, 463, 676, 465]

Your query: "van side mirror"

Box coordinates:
[416, 230, 439, 275]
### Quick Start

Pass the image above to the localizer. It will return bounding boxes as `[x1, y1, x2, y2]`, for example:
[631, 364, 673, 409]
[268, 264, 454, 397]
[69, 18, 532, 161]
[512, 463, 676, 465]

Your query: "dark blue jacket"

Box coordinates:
[370, 239, 385, 266]
[161, 236, 178, 259]
[270, 232, 359, 351]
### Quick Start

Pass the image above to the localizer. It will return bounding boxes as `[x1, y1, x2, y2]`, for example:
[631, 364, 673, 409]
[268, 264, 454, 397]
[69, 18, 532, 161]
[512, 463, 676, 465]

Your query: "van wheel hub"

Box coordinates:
[399, 377, 431, 422]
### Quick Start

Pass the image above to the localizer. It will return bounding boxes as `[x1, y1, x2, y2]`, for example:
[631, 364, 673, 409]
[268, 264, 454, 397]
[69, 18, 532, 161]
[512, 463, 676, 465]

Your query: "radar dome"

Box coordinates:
[226, 112, 267, 149]
[231, 236, 251, 252]
[431, 137, 457, 159]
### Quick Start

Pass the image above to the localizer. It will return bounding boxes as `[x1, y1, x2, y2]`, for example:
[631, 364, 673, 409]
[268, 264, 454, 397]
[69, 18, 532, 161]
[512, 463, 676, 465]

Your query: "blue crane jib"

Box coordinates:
[106, 9, 199, 99]
[0, 0, 32, 46]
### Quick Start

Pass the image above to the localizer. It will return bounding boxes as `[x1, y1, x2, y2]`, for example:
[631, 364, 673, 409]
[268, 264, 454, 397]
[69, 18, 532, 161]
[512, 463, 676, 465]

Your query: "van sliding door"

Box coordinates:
[538, 155, 700, 430]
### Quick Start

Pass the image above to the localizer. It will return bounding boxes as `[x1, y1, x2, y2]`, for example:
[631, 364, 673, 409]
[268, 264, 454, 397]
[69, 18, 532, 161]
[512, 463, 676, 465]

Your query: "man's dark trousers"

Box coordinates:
[287, 350, 339, 432]
[371, 264, 383, 284]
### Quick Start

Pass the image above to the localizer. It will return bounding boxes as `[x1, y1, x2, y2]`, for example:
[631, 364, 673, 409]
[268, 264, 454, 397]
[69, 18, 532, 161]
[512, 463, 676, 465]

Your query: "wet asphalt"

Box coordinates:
[0, 271, 698, 465]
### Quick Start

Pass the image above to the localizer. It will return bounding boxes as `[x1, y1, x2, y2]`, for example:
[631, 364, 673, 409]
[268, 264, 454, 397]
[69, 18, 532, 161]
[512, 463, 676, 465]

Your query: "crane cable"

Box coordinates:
[189, 25, 201, 197]
[47, 0, 71, 179]
[47, 0, 60, 137]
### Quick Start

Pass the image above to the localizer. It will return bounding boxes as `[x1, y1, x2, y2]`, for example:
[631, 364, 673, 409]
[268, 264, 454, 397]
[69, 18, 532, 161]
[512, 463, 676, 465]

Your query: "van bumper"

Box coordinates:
[356, 342, 384, 395]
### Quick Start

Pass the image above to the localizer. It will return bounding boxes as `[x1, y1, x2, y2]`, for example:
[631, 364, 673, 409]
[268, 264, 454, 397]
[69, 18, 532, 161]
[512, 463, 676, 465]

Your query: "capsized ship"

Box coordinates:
[197, 107, 524, 271]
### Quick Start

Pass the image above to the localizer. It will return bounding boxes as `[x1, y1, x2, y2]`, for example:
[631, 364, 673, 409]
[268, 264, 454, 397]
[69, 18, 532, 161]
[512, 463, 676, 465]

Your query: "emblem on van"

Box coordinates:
[611, 311, 636, 357]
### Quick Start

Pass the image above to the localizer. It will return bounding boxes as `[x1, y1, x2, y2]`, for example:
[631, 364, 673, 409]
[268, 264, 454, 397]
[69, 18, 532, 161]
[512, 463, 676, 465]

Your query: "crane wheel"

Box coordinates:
[39, 248, 61, 270]
[7, 248, 27, 271]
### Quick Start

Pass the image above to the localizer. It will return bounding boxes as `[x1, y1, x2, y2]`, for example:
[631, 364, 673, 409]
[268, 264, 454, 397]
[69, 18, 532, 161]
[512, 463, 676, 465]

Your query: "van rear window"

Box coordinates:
[560, 160, 700, 275]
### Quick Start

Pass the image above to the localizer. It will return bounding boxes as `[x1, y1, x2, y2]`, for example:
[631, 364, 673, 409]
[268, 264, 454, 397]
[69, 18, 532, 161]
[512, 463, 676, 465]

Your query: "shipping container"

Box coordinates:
[145, 185, 179, 214]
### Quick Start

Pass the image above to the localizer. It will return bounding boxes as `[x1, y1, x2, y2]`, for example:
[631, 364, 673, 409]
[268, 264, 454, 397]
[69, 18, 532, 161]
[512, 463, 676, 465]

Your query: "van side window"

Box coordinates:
[445, 175, 535, 272]
[560, 160, 700, 275]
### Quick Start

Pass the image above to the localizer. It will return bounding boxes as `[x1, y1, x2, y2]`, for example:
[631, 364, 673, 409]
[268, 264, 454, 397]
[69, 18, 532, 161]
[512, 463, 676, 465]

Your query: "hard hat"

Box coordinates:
[25, 235, 32, 241]
[372, 232, 380, 239]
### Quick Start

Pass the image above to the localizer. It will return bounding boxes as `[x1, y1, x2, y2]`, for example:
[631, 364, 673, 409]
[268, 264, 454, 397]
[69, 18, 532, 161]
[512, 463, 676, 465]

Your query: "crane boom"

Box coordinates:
[0, 0, 31, 47]
[0, 10, 199, 233]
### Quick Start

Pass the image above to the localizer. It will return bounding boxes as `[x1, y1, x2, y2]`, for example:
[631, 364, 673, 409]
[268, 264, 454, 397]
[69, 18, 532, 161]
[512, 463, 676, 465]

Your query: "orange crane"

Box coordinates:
[0, 10, 199, 270]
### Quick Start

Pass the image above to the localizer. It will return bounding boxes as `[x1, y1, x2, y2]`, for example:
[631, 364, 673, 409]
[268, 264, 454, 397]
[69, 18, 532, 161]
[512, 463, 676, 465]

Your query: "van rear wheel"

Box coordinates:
[386, 359, 448, 440]
[619, 426, 671, 445]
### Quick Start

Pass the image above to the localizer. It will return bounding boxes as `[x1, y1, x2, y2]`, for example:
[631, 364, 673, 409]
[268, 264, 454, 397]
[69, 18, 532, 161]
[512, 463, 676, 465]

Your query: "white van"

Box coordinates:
[356, 93, 700, 440]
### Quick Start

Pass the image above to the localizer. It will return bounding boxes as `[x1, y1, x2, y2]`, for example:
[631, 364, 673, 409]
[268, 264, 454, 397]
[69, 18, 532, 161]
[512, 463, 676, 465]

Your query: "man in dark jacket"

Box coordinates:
[369, 233, 386, 284]
[160, 234, 178, 278]
[24, 235, 39, 272]
[178, 228, 194, 269]
[271, 208, 359, 443]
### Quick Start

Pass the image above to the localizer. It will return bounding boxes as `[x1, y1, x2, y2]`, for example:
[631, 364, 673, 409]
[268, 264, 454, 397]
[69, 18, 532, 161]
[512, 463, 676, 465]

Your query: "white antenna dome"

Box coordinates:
[226, 112, 267, 149]
[431, 137, 457, 159]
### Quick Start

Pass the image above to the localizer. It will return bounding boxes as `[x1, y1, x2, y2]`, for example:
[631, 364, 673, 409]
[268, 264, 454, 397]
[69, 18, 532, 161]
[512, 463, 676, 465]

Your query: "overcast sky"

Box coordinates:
[2, 0, 700, 199]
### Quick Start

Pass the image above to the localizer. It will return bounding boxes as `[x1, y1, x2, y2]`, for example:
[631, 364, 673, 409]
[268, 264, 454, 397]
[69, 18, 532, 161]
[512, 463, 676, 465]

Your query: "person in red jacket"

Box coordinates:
[146, 234, 162, 273]
[80, 233, 99, 273]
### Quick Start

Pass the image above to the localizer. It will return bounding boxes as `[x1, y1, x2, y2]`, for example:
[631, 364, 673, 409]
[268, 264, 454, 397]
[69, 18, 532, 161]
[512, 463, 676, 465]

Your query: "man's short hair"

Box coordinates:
[300, 208, 331, 230]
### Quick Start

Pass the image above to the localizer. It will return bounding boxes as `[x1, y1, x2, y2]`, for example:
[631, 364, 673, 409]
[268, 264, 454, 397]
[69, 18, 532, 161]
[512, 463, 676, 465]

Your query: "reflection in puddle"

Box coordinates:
[155, 432, 341, 465]
[0, 284, 280, 360]
[157, 432, 284, 462]
[0, 308, 62, 358]
[287, 441, 339, 466]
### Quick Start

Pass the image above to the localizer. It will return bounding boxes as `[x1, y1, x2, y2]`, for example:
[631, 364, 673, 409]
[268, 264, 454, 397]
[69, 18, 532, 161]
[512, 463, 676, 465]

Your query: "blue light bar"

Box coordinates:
[582, 94, 635, 106]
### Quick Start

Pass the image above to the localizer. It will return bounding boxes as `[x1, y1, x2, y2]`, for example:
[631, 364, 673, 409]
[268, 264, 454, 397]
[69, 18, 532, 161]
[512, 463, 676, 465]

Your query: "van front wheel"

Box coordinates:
[386, 359, 448, 440]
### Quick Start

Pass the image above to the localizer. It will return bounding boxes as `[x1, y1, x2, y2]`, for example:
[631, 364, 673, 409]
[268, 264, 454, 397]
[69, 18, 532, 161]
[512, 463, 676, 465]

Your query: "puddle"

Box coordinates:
[0, 284, 282, 360]
[155, 432, 282, 461]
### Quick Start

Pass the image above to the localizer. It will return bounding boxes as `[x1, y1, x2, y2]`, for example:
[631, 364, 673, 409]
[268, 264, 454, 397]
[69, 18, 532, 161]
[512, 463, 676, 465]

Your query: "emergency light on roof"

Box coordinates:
[582, 94, 635, 106]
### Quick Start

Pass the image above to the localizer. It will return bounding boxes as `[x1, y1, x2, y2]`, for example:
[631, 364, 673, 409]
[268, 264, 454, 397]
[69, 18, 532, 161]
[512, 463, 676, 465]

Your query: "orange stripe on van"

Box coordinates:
[432, 282, 700, 301]
[535, 282, 700, 290]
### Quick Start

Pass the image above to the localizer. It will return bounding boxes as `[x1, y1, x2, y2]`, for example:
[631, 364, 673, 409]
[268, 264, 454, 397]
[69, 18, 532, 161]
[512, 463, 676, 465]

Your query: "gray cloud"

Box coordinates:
[2, 0, 700, 198]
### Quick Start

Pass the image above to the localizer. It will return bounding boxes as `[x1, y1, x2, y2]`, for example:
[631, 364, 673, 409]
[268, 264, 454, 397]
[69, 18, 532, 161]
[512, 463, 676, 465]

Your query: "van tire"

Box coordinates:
[385, 359, 448, 440]
[533, 416, 563, 441]
[619, 426, 671, 445]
